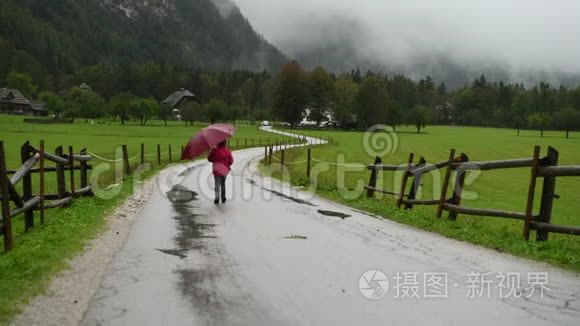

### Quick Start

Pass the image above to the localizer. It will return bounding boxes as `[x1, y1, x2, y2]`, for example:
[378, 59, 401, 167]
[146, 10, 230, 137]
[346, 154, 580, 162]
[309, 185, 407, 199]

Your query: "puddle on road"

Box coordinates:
[166, 186, 198, 204]
[178, 164, 205, 177]
[318, 210, 351, 219]
[167, 184, 230, 318]
[268, 189, 316, 206]
[246, 178, 317, 206]
[283, 235, 308, 240]
[157, 248, 188, 259]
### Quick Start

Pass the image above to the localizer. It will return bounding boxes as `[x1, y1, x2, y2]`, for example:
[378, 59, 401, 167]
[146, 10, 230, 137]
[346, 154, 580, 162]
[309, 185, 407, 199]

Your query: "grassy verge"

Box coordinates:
[265, 125, 580, 272]
[0, 166, 164, 325]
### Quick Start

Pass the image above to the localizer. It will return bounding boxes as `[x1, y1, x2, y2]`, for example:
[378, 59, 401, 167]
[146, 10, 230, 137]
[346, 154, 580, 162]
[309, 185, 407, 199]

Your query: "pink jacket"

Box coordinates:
[208, 147, 234, 176]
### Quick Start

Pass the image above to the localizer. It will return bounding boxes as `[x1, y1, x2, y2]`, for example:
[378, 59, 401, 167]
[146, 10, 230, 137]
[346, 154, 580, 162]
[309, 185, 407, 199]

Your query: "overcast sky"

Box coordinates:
[234, 0, 580, 76]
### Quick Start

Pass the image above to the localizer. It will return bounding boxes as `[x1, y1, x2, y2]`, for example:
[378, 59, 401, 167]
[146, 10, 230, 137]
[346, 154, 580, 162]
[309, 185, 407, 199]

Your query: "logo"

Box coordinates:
[359, 270, 390, 300]
[362, 125, 399, 158]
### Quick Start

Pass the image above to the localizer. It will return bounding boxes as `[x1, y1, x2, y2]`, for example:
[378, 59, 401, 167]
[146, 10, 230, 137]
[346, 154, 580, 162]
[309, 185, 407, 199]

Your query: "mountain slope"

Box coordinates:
[0, 0, 286, 89]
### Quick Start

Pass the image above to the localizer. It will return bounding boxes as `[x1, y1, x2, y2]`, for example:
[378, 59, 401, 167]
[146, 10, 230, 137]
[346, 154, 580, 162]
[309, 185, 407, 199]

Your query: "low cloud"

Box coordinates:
[234, 0, 580, 86]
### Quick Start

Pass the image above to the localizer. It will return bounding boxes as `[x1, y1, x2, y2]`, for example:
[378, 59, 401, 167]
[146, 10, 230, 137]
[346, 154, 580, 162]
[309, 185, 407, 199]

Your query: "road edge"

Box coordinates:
[10, 173, 162, 326]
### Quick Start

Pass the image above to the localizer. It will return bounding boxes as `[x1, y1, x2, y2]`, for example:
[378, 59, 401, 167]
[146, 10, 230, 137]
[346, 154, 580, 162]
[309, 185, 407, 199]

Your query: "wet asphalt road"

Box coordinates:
[82, 130, 580, 326]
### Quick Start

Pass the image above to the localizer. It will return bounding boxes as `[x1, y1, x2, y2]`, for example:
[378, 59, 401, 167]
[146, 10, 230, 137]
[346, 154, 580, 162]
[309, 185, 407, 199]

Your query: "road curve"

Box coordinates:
[82, 129, 580, 326]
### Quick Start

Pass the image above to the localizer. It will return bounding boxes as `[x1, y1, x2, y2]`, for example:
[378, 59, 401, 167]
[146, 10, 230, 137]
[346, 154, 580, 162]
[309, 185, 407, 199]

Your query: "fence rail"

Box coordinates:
[361, 145, 579, 242]
[0, 141, 95, 251]
[1, 136, 307, 252]
[266, 141, 580, 243]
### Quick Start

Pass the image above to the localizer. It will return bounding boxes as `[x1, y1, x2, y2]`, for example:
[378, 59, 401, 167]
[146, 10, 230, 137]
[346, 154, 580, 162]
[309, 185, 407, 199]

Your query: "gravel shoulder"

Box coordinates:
[10, 175, 159, 326]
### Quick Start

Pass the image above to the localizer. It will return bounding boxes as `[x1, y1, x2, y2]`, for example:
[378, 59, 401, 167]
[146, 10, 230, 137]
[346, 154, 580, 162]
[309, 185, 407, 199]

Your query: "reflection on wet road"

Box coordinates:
[82, 133, 580, 326]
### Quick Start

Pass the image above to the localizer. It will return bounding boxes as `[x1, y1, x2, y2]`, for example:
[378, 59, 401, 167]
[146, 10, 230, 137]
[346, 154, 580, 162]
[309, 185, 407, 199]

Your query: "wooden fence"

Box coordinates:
[0, 136, 308, 252]
[364, 145, 580, 242]
[0, 141, 93, 252]
[265, 141, 579, 242]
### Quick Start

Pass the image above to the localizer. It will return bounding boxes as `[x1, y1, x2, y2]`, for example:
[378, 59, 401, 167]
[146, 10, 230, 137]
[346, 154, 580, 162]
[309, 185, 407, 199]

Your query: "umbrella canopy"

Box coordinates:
[181, 124, 236, 160]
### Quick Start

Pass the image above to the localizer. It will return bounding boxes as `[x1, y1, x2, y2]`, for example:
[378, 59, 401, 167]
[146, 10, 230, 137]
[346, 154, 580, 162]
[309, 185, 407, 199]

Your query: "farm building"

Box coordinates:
[162, 88, 199, 118]
[0, 88, 48, 116]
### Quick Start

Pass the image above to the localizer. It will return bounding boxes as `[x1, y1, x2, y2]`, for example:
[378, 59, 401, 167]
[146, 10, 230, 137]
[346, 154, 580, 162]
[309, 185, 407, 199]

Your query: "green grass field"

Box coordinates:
[275, 125, 580, 271]
[0, 115, 293, 196]
[0, 114, 294, 324]
[0, 115, 289, 168]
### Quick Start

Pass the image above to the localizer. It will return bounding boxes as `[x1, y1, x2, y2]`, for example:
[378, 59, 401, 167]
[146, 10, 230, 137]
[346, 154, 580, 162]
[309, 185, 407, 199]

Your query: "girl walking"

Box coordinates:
[208, 141, 234, 204]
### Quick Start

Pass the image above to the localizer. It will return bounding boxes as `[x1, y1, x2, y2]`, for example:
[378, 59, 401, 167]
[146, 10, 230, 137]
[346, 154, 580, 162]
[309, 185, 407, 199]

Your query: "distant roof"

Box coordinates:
[162, 89, 197, 108]
[30, 101, 47, 112]
[0, 88, 30, 105]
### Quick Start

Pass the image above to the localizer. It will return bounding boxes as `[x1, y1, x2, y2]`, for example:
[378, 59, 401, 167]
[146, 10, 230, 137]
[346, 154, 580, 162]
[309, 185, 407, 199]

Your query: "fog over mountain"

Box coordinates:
[234, 0, 580, 87]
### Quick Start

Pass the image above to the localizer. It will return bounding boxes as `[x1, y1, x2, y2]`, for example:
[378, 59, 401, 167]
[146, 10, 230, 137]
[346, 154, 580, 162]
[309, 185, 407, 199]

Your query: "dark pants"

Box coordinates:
[214, 175, 227, 200]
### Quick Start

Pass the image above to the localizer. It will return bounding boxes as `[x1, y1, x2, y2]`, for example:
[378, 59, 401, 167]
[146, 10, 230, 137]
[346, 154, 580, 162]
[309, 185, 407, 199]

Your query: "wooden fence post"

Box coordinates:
[40, 141, 46, 224]
[269, 146, 273, 165]
[281, 150, 285, 173]
[405, 157, 427, 210]
[397, 153, 415, 208]
[264, 146, 268, 165]
[157, 144, 161, 166]
[437, 149, 456, 218]
[122, 145, 130, 176]
[307, 148, 312, 179]
[141, 143, 145, 165]
[21, 141, 34, 230]
[79, 148, 88, 189]
[168, 145, 172, 163]
[0, 141, 13, 251]
[536, 146, 559, 241]
[366, 156, 382, 198]
[55, 146, 66, 199]
[523, 146, 541, 240]
[68, 146, 76, 198]
[448, 153, 469, 221]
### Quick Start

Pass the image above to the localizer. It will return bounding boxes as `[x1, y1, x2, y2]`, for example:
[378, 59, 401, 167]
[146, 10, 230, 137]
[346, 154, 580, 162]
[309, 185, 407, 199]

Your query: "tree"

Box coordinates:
[407, 105, 431, 133]
[308, 66, 335, 126]
[38, 91, 65, 117]
[110, 93, 135, 125]
[387, 105, 402, 131]
[273, 61, 309, 127]
[528, 112, 553, 138]
[355, 77, 388, 129]
[511, 92, 531, 136]
[554, 108, 580, 138]
[65, 86, 105, 119]
[157, 104, 173, 126]
[5, 71, 38, 98]
[131, 97, 158, 126]
[181, 101, 204, 126]
[333, 77, 359, 128]
[205, 99, 228, 124]
[241, 78, 257, 108]
[200, 74, 222, 103]
[259, 79, 275, 113]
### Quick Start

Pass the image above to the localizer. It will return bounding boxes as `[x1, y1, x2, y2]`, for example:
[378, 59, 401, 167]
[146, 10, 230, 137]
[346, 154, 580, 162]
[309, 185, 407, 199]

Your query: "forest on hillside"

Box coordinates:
[0, 0, 286, 91]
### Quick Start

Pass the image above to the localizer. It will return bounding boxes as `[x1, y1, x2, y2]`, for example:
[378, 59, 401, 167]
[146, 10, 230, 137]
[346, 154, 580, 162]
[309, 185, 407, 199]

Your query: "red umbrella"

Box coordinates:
[181, 124, 236, 160]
